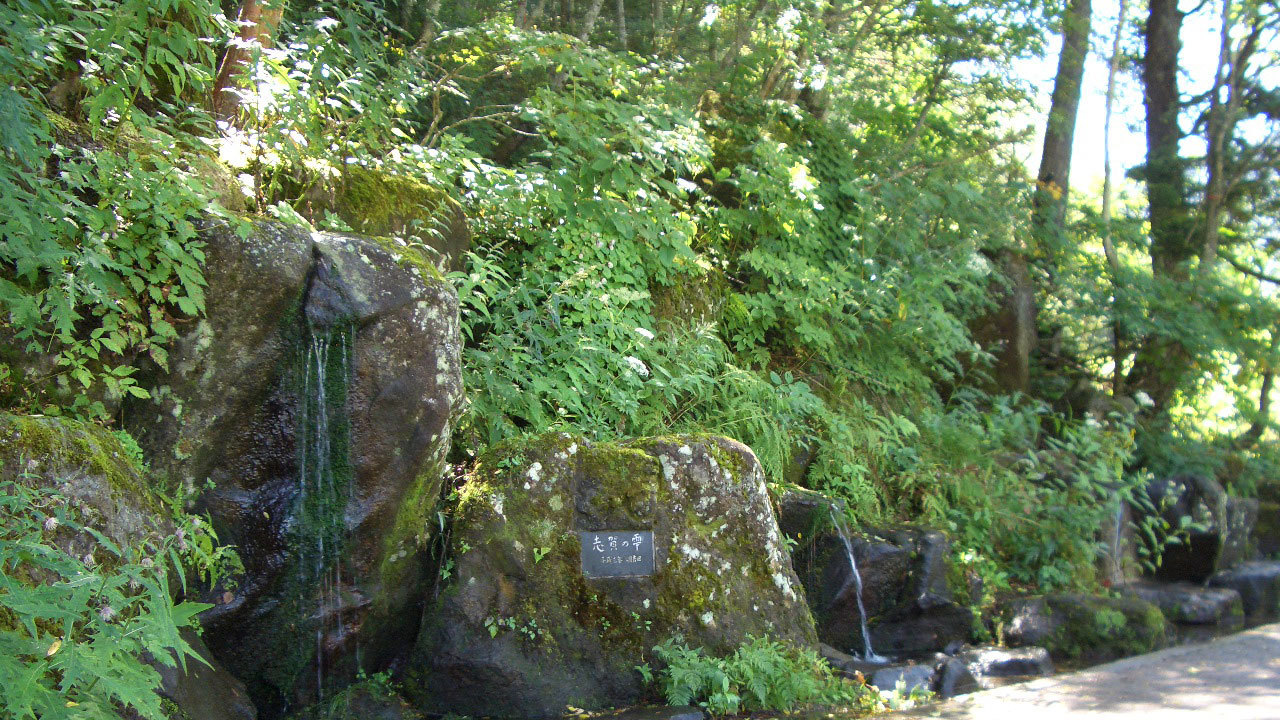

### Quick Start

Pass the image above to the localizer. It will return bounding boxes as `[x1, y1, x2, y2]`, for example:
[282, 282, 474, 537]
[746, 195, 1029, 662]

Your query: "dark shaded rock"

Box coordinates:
[126, 221, 464, 713]
[954, 646, 1052, 690]
[1143, 474, 1257, 583]
[1002, 596, 1053, 647]
[780, 490, 972, 658]
[1123, 581, 1243, 626]
[283, 676, 424, 720]
[870, 664, 936, 695]
[933, 657, 979, 698]
[593, 706, 705, 720]
[1257, 501, 1280, 559]
[409, 435, 816, 719]
[157, 629, 257, 720]
[1002, 593, 1169, 663]
[1208, 561, 1280, 622]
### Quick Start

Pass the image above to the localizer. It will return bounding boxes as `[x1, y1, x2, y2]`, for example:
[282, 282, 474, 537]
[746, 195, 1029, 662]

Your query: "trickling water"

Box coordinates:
[297, 322, 353, 701]
[1108, 499, 1125, 584]
[828, 508, 889, 663]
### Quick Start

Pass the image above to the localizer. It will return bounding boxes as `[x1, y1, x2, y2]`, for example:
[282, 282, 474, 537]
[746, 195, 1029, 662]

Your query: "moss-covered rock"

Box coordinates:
[0, 413, 167, 570]
[309, 166, 470, 272]
[407, 434, 817, 718]
[125, 221, 464, 713]
[1003, 593, 1170, 664]
[0, 414, 257, 720]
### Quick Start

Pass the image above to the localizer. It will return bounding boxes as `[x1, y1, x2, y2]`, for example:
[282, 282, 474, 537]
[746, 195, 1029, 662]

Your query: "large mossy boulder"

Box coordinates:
[780, 489, 973, 658]
[408, 434, 817, 719]
[1003, 593, 1169, 664]
[0, 413, 257, 720]
[126, 220, 464, 714]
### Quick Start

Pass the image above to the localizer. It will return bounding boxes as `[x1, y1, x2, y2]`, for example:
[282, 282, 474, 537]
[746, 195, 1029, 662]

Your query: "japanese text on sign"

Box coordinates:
[579, 531, 655, 578]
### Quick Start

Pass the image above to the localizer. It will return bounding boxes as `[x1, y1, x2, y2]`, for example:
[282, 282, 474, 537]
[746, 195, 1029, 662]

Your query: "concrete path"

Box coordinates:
[888, 623, 1280, 719]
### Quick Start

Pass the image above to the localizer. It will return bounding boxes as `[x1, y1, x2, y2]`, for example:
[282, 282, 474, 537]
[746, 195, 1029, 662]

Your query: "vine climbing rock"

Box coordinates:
[407, 434, 817, 719]
[125, 220, 464, 714]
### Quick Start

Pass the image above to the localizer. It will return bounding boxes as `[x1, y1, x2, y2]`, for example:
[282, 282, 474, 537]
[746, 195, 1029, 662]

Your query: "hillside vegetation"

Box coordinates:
[3, 0, 1279, 663]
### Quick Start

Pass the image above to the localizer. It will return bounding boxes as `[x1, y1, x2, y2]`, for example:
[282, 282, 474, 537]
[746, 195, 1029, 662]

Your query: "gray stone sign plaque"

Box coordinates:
[579, 531, 655, 578]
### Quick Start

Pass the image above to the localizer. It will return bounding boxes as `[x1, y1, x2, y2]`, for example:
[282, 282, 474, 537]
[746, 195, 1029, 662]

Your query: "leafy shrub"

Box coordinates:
[0, 0, 234, 421]
[651, 635, 876, 716]
[0, 478, 219, 719]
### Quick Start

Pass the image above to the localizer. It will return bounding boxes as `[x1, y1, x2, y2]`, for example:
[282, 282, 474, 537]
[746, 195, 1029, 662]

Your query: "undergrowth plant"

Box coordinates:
[0, 0, 235, 422]
[651, 635, 883, 716]
[0, 477, 233, 720]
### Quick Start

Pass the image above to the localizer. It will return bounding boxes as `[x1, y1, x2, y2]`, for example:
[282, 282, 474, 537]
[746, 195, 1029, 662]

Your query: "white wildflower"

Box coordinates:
[777, 7, 802, 31]
[634, 327, 655, 341]
[699, 4, 720, 28]
[43, 516, 59, 532]
[625, 356, 650, 378]
[1134, 391, 1155, 408]
[676, 178, 698, 194]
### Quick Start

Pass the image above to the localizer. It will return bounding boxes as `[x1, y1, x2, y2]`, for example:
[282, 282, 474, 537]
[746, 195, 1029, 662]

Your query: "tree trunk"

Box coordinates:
[212, 0, 284, 121]
[1102, 0, 1128, 392]
[1126, 0, 1190, 417]
[615, 0, 628, 48]
[579, 0, 607, 40]
[1034, 0, 1092, 231]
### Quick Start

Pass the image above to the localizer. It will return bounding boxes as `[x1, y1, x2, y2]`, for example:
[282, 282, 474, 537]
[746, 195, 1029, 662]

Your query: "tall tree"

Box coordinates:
[213, 0, 285, 120]
[1034, 0, 1093, 229]
[988, 0, 1092, 394]
[1125, 0, 1191, 415]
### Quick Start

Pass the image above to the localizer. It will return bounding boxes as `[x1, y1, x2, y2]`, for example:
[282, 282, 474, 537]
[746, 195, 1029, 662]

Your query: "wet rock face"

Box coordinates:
[1143, 474, 1256, 583]
[126, 221, 463, 714]
[409, 435, 816, 719]
[780, 490, 972, 658]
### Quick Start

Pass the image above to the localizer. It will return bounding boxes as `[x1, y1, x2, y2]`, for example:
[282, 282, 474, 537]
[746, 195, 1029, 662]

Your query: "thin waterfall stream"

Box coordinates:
[828, 508, 889, 663]
[297, 321, 354, 701]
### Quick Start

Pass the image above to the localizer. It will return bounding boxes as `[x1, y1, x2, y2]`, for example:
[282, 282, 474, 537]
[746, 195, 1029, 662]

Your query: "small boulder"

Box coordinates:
[869, 664, 936, 696]
[953, 646, 1052, 689]
[1123, 581, 1243, 626]
[409, 434, 816, 718]
[1208, 561, 1280, 622]
[933, 657, 979, 698]
[1002, 593, 1169, 664]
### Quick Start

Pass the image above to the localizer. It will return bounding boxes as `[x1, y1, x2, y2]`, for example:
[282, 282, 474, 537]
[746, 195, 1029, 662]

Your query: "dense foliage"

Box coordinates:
[3, 0, 1280, 708]
[652, 634, 890, 715]
[0, 475, 229, 720]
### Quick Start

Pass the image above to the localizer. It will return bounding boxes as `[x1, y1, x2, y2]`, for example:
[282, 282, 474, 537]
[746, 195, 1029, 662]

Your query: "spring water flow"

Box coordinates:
[829, 508, 889, 663]
[297, 323, 353, 701]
